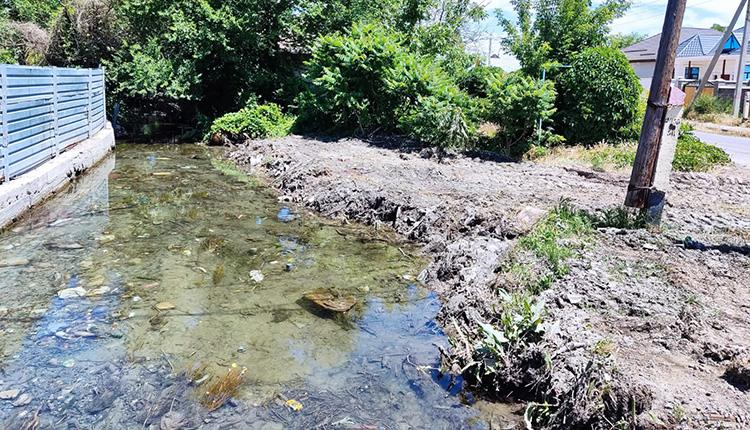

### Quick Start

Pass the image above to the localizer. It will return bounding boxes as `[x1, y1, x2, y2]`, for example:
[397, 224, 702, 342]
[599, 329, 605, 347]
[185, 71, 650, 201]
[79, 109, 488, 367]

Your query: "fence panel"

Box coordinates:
[0, 64, 106, 182]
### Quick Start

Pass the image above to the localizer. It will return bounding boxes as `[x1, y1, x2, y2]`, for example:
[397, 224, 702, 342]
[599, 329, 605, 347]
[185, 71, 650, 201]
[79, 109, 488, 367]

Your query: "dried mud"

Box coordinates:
[228, 135, 750, 429]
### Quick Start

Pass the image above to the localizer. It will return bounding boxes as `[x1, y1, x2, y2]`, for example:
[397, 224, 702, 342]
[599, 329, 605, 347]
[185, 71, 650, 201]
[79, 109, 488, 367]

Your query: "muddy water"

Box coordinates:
[0, 144, 516, 429]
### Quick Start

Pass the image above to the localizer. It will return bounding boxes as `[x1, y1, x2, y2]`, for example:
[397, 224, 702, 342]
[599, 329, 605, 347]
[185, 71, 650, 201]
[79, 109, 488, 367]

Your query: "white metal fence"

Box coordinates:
[0, 65, 106, 183]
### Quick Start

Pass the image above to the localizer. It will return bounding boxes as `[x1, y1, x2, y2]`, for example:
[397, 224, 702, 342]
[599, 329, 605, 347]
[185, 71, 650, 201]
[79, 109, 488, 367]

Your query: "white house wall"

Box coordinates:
[674, 56, 743, 81]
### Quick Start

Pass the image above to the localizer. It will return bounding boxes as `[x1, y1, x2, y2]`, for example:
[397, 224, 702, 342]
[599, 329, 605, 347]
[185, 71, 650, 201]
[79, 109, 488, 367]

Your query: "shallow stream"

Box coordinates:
[0, 144, 517, 429]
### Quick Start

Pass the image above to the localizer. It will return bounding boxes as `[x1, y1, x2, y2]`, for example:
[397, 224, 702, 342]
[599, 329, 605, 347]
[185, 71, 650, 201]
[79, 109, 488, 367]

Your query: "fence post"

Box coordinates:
[87, 68, 93, 139]
[0, 64, 10, 181]
[101, 67, 106, 131]
[52, 67, 60, 156]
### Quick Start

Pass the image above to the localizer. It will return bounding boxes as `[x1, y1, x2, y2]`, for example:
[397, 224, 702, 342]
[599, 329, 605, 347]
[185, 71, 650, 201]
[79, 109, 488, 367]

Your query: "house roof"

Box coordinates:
[622, 28, 721, 62]
[675, 27, 750, 58]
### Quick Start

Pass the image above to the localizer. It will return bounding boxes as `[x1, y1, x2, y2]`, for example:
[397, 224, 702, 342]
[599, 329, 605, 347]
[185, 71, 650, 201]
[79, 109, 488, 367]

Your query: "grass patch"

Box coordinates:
[530, 123, 730, 172]
[673, 123, 731, 172]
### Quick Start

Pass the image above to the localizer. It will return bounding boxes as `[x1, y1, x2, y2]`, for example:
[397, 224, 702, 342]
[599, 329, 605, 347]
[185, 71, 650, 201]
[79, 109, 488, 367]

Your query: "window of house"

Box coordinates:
[744, 65, 750, 80]
[685, 67, 699, 79]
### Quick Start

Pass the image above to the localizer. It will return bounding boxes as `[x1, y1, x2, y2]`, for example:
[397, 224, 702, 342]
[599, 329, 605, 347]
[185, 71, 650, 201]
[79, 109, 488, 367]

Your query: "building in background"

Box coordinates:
[622, 27, 721, 89]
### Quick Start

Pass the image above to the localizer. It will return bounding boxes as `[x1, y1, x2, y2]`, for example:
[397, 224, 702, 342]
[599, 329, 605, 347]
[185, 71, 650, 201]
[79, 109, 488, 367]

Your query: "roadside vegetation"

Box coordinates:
[685, 94, 745, 127]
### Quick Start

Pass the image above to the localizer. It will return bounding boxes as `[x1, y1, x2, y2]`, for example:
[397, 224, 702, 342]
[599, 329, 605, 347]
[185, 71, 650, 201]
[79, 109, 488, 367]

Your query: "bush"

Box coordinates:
[208, 101, 294, 142]
[298, 22, 471, 147]
[481, 73, 558, 154]
[554, 47, 642, 145]
[673, 123, 731, 171]
[686, 94, 731, 116]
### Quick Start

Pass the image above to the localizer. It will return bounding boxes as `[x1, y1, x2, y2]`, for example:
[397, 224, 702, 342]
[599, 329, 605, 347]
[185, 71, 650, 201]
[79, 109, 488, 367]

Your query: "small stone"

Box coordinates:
[0, 389, 19, 400]
[12, 393, 31, 407]
[237, 346, 246, 353]
[513, 206, 548, 235]
[642, 243, 658, 251]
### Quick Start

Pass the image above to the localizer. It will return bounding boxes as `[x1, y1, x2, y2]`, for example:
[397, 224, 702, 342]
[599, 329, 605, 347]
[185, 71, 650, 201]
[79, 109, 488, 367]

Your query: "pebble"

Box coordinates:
[12, 393, 31, 407]
[0, 389, 19, 400]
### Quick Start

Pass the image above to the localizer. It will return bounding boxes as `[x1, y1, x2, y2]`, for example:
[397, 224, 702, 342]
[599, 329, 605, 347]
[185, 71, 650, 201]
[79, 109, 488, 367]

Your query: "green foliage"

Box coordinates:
[399, 95, 472, 147]
[456, 65, 504, 98]
[208, 102, 294, 141]
[555, 47, 641, 145]
[498, 0, 630, 76]
[48, 0, 123, 68]
[519, 201, 591, 278]
[686, 94, 730, 116]
[300, 22, 471, 145]
[480, 72, 558, 154]
[607, 32, 646, 49]
[673, 123, 731, 172]
[474, 290, 545, 369]
[6, 0, 62, 28]
[711, 23, 726, 32]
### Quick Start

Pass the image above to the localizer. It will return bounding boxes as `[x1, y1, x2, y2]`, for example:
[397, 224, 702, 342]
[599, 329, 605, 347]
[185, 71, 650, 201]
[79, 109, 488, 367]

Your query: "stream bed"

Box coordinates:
[0, 144, 518, 429]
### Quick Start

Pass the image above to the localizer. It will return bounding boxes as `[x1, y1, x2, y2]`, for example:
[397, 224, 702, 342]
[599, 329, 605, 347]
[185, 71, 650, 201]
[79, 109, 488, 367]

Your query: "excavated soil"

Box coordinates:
[227, 135, 750, 429]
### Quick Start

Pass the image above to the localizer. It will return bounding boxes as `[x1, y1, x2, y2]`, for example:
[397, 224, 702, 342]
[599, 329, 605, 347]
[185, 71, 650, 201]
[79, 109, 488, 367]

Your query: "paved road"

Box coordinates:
[693, 131, 750, 167]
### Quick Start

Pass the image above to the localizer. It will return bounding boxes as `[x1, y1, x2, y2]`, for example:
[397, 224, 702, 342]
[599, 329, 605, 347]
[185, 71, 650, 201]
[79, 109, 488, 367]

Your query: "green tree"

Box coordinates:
[554, 46, 641, 145]
[607, 32, 646, 49]
[498, 0, 631, 76]
[711, 23, 726, 32]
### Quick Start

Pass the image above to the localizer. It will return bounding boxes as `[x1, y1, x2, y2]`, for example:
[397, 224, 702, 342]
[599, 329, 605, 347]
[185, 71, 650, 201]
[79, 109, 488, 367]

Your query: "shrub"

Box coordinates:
[208, 101, 294, 142]
[687, 94, 730, 116]
[481, 73, 558, 154]
[298, 22, 471, 146]
[673, 123, 731, 171]
[456, 64, 505, 98]
[554, 47, 642, 145]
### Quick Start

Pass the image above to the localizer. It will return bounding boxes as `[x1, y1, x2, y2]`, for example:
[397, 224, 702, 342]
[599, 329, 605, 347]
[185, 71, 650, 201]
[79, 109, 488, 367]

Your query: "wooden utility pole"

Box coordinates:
[625, 0, 687, 211]
[688, 0, 747, 111]
[734, 2, 750, 116]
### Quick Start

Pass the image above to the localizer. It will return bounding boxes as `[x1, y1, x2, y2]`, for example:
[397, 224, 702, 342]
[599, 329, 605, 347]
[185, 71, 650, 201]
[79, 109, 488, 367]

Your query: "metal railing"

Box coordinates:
[0, 65, 106, 183]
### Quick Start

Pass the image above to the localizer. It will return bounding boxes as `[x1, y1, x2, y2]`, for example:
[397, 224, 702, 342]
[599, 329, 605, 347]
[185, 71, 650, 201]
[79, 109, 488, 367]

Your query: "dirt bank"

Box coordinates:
[227, 135, 750, 429]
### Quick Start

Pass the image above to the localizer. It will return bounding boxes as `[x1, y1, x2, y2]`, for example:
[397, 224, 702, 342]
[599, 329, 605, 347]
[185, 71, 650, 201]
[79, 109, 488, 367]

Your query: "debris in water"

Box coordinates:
[0, 258, 29, 267]
[45, 242, 84, 250]
[87, 286, 111, 296]
[143, 282, 160, 289]
[278, 207, 294, 222]
[152, 172, 172, 176]
[201, 366, 247, 411]
[237, 346, 246, 353]
[249, 270, 264, 283]
[213, 264, 225, 285]
[154, 302, 176, 311]
[132, 296, 142, 302]
[182, 249, 192, 256]
[62, 359, 75, 368]
[303, 288, 357, 312]
[57, 287, 87, 299]
[285, 399, 303, 411]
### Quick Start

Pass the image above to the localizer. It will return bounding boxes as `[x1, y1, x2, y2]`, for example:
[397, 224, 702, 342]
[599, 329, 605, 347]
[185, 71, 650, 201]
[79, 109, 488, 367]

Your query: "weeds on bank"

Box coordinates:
[200, 366, 247, 411]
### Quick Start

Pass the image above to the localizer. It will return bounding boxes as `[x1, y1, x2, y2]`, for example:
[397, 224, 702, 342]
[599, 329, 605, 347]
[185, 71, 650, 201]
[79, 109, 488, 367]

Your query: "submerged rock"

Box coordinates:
[57, 287, 87, 299]
[303, 288, 357, 312]
[0, 389, 19, 400]
[12, 393, 31, 407]
[0, 258, 29, 267]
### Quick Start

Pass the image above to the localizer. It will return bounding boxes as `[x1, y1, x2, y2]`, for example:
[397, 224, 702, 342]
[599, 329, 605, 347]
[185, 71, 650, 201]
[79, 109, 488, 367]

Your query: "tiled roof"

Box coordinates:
[622, 28, 721, 62]
[675, 27, 750, 58]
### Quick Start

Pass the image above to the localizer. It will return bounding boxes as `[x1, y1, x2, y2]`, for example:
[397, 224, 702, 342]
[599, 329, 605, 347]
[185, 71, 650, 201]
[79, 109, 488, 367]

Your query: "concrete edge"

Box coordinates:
[0, 123, 115, 230]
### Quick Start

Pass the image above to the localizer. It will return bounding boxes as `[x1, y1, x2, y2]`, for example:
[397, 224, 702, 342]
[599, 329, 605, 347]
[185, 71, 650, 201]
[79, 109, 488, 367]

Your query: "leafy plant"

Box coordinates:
[673, 123, 731, 172]
[554, 47, 642, 145]
[474, 291, 546, 371]
[686, 94, 730, 116]
[299, 22, 471, 145]
[481, 72, 558, 154]
[208, 101, 294, 141]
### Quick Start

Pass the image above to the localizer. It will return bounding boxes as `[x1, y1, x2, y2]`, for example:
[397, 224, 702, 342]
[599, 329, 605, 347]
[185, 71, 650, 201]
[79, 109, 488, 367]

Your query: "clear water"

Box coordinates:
[0, 144, 518, 429]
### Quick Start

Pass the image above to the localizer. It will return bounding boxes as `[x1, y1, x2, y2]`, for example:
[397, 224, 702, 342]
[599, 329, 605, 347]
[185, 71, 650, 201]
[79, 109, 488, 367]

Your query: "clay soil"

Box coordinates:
[228, 135, 750, 429]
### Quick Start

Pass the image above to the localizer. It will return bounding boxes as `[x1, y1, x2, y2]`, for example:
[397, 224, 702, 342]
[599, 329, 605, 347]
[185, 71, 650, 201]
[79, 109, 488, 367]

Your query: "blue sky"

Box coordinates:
[484, 0, 739, 37]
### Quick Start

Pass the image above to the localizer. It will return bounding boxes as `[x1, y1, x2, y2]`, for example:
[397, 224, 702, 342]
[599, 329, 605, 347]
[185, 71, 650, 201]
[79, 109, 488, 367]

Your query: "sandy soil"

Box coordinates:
[228, 135, 750, 429]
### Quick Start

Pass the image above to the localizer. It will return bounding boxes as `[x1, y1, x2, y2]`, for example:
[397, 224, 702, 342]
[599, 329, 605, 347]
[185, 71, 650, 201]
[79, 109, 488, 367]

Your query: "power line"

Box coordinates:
[616, 0, 715, 27]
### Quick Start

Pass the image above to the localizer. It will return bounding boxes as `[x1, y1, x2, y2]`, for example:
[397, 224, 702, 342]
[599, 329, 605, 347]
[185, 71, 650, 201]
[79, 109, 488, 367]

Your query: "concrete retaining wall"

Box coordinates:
[0, 123, 114, 230]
